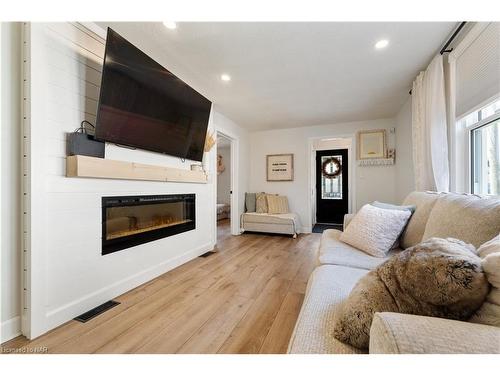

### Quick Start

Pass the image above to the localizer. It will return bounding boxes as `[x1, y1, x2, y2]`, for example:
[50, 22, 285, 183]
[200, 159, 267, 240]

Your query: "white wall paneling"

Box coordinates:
[0, 22, 2, 343]
[22, 22, 248, 339]
[1, 22, 23, 343]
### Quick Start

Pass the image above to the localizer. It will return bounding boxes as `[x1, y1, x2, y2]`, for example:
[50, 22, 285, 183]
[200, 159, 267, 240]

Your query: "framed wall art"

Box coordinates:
[357, 129, 387, 159]
[266, 154, 294, 181]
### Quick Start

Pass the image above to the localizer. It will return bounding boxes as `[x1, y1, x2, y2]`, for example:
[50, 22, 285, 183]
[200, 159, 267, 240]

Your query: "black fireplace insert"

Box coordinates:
[102, 194, 195, 255]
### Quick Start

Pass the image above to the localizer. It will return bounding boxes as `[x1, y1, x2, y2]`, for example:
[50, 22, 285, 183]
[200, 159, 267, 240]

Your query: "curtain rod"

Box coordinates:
[440, 21, 467, 55]
[409, 21, 467, 95]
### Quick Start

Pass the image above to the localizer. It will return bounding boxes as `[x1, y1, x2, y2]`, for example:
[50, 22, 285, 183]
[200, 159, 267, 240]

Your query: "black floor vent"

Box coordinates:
[74, 300, 120, 323]
[199, 251, 217, 258]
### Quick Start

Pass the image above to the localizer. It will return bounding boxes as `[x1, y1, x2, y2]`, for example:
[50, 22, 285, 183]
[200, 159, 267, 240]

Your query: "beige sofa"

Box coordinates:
[288, 191, 500, 354]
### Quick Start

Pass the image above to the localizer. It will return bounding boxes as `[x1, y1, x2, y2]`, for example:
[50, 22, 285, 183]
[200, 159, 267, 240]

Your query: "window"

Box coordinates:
[321, 155, 343, 199]
[458, 98, 500, 195]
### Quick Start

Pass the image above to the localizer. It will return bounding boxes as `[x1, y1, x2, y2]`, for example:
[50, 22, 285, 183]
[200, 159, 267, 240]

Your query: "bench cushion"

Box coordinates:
[241, 212, 301, 234]
[318, 229, 399, 270]
[287, 265, 369, 354]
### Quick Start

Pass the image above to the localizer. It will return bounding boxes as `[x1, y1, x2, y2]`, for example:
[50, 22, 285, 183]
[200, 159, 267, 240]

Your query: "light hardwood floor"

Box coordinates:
[1, 220, 320, 354]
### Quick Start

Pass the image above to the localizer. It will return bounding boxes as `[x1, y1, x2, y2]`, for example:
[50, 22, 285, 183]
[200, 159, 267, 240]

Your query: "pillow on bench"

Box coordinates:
[256, 192, 268, 213]
[267, 195, 289, 214]
[245, 193, 256, 212]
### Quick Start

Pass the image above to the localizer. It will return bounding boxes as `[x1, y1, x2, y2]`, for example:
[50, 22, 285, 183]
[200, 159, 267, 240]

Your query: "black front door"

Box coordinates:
[316, 149, 348, 224]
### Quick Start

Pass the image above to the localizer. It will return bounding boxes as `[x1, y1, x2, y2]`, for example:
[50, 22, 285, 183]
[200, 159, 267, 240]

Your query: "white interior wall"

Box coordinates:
[217, 146, 231, 205]
[1, 22, 22, 343]
[395, 97, 415, 202]
[249, 118, 398, 232]
[23, 22, 248, 339]
[212, 110, 249, 235]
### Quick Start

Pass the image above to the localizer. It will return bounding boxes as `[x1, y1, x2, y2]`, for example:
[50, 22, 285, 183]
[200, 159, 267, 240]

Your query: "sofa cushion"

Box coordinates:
[370, 312, 500, 354]
[333, 237, 489, 349]
[400, 191, 441, 249]
[287, 265, 369, 354]
[318, 229, 400, 270]
[422, 193, 500, 248]
[339, 204, 411, 257]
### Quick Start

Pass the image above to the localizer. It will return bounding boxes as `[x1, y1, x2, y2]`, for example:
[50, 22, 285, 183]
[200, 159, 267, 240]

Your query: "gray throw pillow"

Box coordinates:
[333, 237, 489, 349]
[245, 193, 256, 213]
[370, 201, 416, 213]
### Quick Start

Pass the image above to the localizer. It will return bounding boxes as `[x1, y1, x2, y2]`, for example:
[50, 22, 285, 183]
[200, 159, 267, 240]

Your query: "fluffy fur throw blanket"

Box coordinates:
[333, 237, 490, 349]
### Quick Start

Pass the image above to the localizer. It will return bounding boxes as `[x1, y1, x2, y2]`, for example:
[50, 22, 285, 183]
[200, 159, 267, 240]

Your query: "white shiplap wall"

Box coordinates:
[23, 22, 227, 339]
[1, 22, 22, 344]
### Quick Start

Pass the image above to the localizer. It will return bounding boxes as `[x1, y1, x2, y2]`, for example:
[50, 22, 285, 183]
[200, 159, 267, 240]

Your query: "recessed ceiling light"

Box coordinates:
[220, 74, 231, 82]
[375, 39, 389, 49]
[163, 21, 177, 30]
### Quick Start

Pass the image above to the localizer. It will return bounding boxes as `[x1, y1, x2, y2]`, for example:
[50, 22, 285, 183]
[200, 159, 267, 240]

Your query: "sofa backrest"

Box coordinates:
[401, 191, 500, 249]
[401, 192, 442, 249]
[422, 193, 500, 249]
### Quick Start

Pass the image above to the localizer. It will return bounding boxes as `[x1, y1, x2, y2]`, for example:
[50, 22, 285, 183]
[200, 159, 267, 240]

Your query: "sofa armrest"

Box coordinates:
[343, 213, 355, 229]
[369, 312, 500, 354]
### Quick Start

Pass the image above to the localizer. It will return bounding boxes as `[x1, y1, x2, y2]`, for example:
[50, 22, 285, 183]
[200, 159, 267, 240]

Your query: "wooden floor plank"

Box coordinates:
[217, 277, 292, 354]
[2, 221, 320, 354]
[259, 292, 305, 354]
[176, 296, 254, 354]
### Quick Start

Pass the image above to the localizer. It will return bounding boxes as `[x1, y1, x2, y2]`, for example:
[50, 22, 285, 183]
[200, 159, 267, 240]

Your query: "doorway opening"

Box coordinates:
[316, 148, 348, 224]
[309, 136, 355, 233]
[216, 133, 232, 242]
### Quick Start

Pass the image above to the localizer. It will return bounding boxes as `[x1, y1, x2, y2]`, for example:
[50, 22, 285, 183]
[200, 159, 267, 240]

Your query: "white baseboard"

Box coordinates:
[1, 316, 22, 343]
[301, 226, 313, 234]
[33, 242, 214, 339]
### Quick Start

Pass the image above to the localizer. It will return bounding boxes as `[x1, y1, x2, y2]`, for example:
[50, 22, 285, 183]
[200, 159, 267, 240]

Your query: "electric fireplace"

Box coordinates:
[102, 194, 195, 255]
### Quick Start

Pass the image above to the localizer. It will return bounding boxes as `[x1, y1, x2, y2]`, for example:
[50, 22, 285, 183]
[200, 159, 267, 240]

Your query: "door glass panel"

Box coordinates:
[321, 155, 342, 199]
[472, 119, 500, 195]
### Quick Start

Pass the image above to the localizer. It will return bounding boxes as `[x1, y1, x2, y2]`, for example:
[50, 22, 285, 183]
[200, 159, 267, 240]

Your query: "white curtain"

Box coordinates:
[411, 54, 450, 192]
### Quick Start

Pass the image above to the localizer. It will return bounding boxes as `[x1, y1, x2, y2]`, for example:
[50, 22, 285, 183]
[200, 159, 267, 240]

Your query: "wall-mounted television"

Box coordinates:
[95, 28, 212, 162]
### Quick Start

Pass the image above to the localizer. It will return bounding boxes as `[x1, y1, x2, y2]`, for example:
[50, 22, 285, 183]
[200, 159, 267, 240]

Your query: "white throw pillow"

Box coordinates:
[470, 234, 500, 327]
[339, 204, 412, 258]
[477, 234, 500, 258]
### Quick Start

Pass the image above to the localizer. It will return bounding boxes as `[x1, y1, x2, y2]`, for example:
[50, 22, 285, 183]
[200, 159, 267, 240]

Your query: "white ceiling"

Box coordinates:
[99, 22, 456, 131]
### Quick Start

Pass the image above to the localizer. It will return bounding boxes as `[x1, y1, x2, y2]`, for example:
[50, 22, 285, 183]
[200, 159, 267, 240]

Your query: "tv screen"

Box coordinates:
[95, 28, 212, 162]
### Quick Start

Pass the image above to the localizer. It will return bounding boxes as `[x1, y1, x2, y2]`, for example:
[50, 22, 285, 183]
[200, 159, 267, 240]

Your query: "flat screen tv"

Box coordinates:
[95, 28, 212, 162]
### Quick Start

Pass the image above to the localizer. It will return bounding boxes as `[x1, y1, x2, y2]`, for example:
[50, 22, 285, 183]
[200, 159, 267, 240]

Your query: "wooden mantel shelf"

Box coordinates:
[66, 155, 208, 184]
